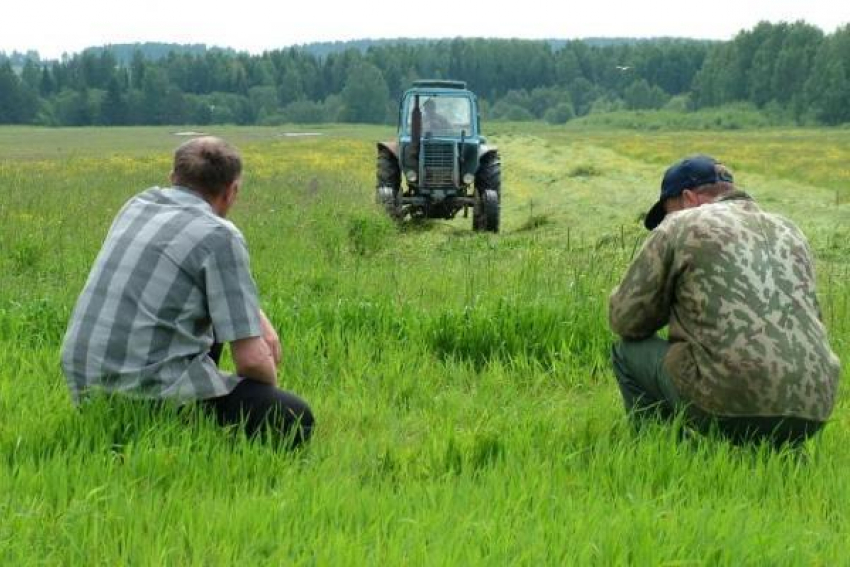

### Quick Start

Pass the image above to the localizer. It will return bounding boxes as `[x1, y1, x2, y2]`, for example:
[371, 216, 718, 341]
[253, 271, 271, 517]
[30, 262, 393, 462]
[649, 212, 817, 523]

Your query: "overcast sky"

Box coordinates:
[3, 0, 848, 59]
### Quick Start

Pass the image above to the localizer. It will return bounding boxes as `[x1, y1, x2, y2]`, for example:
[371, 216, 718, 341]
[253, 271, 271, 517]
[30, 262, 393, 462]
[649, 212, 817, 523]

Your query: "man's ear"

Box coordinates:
[225, 179, 239, 206]
[682, 189, 699, 207]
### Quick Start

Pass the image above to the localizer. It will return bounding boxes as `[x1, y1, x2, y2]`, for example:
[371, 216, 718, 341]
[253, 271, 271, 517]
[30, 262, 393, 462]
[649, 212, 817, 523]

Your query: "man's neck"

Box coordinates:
[172, 185, 226, 217]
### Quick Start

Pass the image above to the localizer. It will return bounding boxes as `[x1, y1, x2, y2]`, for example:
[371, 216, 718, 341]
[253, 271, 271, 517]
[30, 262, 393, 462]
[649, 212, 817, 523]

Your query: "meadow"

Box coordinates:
[0, 122, 849, 565]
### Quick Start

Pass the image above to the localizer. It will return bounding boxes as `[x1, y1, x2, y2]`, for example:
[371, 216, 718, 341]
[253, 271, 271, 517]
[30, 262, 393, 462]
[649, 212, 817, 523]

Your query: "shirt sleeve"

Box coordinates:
[203, 229, 263, 342]
[609, 227, 676, 340]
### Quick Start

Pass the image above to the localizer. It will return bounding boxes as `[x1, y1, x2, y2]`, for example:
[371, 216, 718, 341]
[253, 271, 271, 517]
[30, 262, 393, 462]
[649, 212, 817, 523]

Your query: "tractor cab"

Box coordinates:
[402, 92, 476, 138]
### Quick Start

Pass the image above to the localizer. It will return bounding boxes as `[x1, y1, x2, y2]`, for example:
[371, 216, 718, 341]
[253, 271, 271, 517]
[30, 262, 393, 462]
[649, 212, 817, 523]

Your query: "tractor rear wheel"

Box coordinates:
[376, 148, 402, 219]
[377, 148, 401, 193]
[473, 189, 499, 233]
[475, 151, 501, 196]
[377, 186, 402, 220]
[482, 189, 500, 233]
[473, 152, 500, 233]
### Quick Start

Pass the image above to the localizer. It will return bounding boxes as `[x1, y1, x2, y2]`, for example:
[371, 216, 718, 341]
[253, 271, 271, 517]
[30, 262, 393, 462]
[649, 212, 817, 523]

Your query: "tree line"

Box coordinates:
[0, 21, 848, 127]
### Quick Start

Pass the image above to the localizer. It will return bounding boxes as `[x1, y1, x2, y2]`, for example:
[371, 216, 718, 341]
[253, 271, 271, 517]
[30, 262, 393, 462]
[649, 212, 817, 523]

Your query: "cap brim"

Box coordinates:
[644, 200, 666, 230]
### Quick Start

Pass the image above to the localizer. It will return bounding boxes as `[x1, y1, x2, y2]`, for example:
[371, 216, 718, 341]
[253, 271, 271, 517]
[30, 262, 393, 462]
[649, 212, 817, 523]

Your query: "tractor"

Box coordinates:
[376, 80, 501, 232]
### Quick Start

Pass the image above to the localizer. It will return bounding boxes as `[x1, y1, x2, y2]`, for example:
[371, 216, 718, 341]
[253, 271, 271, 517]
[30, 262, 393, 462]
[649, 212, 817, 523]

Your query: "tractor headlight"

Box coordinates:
[462, 173, 475, 185]
[406, 170, 418, 183]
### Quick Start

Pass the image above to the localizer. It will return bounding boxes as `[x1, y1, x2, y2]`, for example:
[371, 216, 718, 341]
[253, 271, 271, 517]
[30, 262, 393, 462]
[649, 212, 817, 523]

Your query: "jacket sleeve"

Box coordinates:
[609, 227, 676, 340]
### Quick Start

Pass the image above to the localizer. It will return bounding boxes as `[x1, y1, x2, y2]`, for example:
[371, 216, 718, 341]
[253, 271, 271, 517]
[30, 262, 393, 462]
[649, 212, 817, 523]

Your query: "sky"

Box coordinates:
[2, 0, 849, 59]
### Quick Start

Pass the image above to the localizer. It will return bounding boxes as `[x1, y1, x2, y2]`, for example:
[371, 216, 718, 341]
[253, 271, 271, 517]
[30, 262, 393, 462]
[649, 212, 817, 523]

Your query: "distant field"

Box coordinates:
[1, 124, 848, 564]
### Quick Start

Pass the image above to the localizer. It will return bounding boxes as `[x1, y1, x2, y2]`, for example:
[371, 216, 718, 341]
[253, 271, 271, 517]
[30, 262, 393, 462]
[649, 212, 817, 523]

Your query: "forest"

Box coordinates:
[0, 21, 848, 127]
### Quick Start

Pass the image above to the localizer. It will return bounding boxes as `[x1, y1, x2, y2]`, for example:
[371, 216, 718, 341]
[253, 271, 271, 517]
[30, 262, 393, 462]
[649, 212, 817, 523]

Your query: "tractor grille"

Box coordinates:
[421, 142, 456, 189]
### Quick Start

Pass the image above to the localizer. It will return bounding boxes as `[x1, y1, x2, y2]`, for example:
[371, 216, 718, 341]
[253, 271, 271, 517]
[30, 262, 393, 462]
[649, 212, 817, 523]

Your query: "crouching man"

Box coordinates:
[61, 136, 313, 446]
[609, 155, 840, 447]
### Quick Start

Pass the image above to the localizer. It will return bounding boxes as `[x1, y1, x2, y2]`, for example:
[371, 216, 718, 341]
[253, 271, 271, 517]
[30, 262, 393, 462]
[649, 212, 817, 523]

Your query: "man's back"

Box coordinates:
[61, 186, 261, 402]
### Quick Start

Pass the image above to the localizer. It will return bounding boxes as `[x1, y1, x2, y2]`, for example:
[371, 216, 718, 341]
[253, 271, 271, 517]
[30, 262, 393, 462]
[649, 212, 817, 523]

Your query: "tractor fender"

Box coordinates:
[478, 144, 499, 161]
[377, 141, 399, 159]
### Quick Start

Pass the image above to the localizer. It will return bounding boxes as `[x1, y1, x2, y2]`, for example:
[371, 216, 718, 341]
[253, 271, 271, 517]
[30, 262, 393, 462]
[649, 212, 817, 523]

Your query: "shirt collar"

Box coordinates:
[714, 189, 754, 203]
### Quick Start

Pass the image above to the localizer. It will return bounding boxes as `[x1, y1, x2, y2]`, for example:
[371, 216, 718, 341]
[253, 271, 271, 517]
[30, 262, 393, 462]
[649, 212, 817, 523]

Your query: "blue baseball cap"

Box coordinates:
[644, 155, 734, 230]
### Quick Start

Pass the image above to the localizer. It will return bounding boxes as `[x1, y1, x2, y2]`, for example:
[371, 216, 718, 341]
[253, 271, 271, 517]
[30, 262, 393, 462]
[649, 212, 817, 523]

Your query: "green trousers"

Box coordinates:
[610, 335, 824, 447]
[611, 335, 682, 421]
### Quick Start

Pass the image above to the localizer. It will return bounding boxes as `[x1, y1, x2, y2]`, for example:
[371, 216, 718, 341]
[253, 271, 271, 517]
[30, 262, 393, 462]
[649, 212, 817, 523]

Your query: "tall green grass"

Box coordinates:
[0, 125, 848, 564]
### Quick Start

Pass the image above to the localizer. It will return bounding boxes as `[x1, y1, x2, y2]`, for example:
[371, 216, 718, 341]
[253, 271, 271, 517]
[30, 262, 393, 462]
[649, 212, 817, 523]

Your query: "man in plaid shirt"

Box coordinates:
[61, 136, 313, 446]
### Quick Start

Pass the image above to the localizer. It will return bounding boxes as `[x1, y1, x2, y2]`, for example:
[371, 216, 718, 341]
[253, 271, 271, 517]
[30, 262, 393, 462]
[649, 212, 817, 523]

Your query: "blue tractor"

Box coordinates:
[376, 80, 501, 232]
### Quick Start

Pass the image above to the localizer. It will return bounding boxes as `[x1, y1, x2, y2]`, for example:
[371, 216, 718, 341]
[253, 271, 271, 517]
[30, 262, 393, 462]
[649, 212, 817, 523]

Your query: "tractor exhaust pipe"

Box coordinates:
[410, 95, 422, 161]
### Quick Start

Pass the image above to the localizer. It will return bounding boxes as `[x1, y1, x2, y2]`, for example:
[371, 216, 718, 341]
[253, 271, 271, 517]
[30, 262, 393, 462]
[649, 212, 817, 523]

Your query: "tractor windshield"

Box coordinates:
[406, 95, 472, 137]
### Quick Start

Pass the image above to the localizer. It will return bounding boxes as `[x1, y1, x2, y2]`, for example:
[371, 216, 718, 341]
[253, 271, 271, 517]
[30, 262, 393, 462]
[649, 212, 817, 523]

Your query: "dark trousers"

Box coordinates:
[611, 337, 824, 448]
[204, 343, 314, 447]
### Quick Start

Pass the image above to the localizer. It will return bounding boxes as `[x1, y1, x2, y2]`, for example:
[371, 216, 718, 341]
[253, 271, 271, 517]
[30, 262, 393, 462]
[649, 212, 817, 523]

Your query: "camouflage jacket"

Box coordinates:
[609, 190, 840, 421]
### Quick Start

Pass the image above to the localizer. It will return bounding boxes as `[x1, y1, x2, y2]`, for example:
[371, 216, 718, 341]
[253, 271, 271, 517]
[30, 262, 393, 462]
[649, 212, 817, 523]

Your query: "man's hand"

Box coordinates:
[231, 336, 277, 386]
[259, 309, 281, 366]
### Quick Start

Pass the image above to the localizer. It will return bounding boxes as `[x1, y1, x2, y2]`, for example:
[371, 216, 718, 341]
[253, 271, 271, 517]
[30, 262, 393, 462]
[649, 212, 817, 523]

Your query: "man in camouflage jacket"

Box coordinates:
[609, 155, 840, 445]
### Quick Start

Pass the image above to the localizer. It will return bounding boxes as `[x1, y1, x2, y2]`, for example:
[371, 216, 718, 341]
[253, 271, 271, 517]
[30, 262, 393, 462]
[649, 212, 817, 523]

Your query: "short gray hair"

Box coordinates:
[172, 136, 242, 196]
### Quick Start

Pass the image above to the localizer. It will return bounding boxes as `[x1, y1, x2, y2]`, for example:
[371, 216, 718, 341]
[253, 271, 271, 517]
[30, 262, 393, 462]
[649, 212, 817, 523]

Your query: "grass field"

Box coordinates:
[1, 123, 849, 564]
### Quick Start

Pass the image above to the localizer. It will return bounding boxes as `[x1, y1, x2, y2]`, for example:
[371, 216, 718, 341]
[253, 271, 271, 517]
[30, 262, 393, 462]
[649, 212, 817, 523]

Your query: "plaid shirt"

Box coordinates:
[61, 186, 263, 403]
